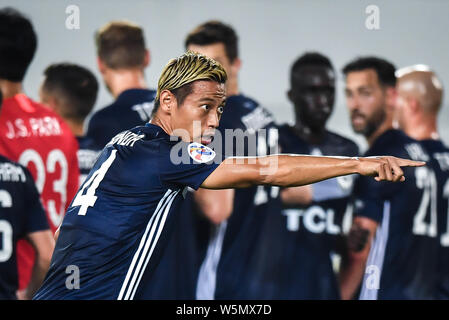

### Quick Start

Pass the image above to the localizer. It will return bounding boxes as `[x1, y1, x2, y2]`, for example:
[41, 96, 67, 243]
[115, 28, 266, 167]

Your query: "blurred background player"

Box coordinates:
[339, 57, 438, 300]
[185, 21, 282, 300]
[394, 65, 449, 299]
[0, 89, 53, 300]
[86, 20, 156, 148]
[0, 7, 79, 292]
[40, 63, 101, 185]
[270, 52, 359, 299]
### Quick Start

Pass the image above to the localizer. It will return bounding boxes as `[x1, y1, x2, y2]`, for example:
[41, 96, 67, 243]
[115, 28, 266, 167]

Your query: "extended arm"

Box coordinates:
[22, 230, 55, 300]
[194, 188, 234, 224]
[201, 154, 424, 189]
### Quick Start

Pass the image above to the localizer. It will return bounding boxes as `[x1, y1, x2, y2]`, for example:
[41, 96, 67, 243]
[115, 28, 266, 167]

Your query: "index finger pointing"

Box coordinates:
[396, 158, 426, 167]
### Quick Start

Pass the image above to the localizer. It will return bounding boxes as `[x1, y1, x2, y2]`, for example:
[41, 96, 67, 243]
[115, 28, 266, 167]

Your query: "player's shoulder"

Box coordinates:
[112, 88, 157, 109]
[276, 123, 299, 142]
[3, 94, 76, 140]
[368, 129, 420, 157]
[89, 89, 156, 122]
[77, 135, 103, 151]
[225, 94, 275, 130]
[325, 130, 360, 154]
[88, 102, 118, 123]
[0, 154, 33, 184]
[4, 94, 62, 119]
[422, 139, 449, 173]
[107, 123, 170, 149]
[276, 123, 292, 133]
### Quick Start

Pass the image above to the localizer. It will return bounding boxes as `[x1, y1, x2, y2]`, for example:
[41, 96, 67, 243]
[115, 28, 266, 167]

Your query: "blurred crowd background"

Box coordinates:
[9, 0, 449, 149]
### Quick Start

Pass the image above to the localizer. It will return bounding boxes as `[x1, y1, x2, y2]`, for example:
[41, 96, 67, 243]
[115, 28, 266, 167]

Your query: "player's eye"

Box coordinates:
[360, 90, 372, 97]
[217, 106, 224, 114]
[200, 105, 210, 111]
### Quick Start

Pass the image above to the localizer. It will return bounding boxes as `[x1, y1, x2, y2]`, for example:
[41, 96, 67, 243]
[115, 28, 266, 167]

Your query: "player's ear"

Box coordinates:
[385, 86, 397, 111]
[408, 97, 420, 114]
[143, 49, 150, 68]
[42, 94, 59, 113]
[287, 89, 293, 102]
[230, 57, 241, 75]
[159, 90, 175, 114]
[97, 57, 107, 75]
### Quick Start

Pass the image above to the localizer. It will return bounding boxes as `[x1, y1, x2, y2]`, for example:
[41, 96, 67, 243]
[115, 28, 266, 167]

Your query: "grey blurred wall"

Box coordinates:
[3, 0, 449, 150]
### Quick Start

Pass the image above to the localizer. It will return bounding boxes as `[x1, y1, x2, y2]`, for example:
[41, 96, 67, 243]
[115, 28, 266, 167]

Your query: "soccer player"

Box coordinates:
[339, 57, 438, 300]
[0, 7, 80, 292]
[40, 63, 101, 185]
[0, 87, 54, 300]
[86, 21, 156, 148]
[0, 155, 54, 300]
[185, 21, 282, 299]
[394, 65, 449, 299]
[33, 52, 422, 300]
[271, 52, 359, 299]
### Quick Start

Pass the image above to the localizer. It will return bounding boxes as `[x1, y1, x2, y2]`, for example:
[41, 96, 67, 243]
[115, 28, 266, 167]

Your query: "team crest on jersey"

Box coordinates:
[188, 142, 216, 163]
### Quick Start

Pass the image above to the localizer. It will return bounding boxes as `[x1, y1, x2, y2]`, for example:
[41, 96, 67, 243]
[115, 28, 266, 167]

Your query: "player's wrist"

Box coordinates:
[347, 156, 361, 175]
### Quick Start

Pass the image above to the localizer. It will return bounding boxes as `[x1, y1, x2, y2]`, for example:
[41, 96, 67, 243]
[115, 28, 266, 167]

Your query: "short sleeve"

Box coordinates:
[22, 169, 50, 234]
[159, 141, 223, 190]
[352, 175, 388, 223]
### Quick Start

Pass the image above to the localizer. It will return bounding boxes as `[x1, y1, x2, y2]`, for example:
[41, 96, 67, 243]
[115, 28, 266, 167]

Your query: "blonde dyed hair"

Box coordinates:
[154, 51, 227, 108]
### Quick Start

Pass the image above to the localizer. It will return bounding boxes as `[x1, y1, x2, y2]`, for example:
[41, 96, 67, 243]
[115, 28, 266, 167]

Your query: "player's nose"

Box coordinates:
[207, 110, 220, 128]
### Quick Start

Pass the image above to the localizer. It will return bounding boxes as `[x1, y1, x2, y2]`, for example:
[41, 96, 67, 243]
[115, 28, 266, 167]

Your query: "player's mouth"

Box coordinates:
[201, 132, 215, 145]
[351, 113, 366, 127]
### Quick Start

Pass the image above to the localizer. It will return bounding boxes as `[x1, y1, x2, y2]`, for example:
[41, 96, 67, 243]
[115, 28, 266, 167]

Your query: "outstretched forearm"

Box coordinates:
[261, 155, 359, 187]
[202, 154, 422, 190]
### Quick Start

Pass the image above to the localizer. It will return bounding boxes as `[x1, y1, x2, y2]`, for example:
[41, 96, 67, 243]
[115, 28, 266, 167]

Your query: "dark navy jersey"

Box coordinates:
[33, 124, 221, 300]
[0, 155, 48, 299]
[353, 129, 439, 300]
[420, 139, 449, 299]
[137, 191, 211, 299]
[196, 94, 283, 300]
[76, 136, 102, 186]
[257, 124, 359, 299]
[86, 89, 156, 148]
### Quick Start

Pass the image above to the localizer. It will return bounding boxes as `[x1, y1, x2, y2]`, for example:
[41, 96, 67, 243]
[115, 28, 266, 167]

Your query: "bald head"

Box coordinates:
[396, 65, 443, 115]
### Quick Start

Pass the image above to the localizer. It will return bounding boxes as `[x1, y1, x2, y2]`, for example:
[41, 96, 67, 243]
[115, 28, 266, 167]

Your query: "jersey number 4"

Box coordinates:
[71, 150, 117, 216]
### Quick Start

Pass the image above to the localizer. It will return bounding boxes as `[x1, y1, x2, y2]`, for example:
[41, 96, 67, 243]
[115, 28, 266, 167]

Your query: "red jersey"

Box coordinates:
[0, 94, 80, 290]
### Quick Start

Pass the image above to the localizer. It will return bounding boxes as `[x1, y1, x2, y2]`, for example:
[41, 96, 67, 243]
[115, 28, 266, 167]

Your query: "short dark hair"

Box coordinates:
[0, 7, 37, 81]
[343, 56, 397, 87]
[185, 20, 238, 63]
[42, 63, 98, 122]
[290, 52, 334, 85]
[95, 21, 147, 69]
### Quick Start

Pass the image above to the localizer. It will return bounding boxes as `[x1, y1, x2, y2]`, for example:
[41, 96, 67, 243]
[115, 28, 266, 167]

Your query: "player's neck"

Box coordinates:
[66, 120, 85, 138]
[226, 77, 239, 97]
[0, 80, 23, 99]
[405, 117, 439, 141]
[149, 114, 173, 137]
[367, 119, 393, 147]
[293, 120, 327, 144]
[104, 69, 148, 99]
